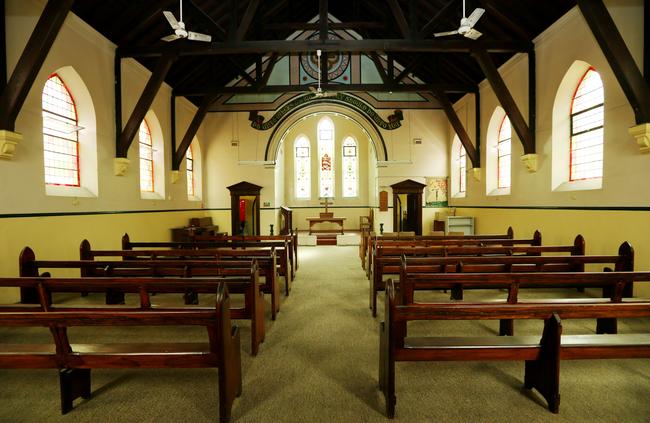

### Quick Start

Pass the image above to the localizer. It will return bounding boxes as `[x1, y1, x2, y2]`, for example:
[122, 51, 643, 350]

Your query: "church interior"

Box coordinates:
[0, 0, 649, 421]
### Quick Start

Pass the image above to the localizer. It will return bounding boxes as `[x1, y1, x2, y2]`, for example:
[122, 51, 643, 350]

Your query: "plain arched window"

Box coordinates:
[42, 73, 80, 186]
[497, 115, 511, 189]
[318, 117, 335, 198]
[294, 135, 311, 199]
[570, 68, 603, 181]
[186, 145, 195, 197]
[342, 136, 358, 197]
[139, 119, 154, 192]
[458, 142, 467, 194]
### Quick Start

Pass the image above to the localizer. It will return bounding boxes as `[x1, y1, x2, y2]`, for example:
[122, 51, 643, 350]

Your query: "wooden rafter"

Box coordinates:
[577, 0, 650, 124]
[116, 53, 176, 158]
[174, 82, 473, 97]
[0, 0, 74, 131]
[258, 53, 278, 89]
[386, 0, 411, 38]
[435, 90, 479, 168]
[120, 0, 178, 45]
[319, 0, 328, 40]
[119, 39, 533, 58]
[472, 49, 535, 155]
[172, 95, 216, 170]
[369, 52, 391, 86]
[235, 0, 260, 41]
[419, 0, 456, 38]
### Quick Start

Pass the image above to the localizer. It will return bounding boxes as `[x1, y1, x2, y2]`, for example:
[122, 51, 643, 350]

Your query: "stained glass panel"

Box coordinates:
[342, 136, 358, 197]
[295, 136, 311, 199]
[318, 117, 334, 198]
[497, 116, 511, 189]
[459, 143, 466, 194]
[186, 145, 195, 197]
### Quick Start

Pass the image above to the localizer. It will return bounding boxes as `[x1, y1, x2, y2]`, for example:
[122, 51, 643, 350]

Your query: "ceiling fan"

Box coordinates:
[309, 50, 336, 98]
[161, 0, 212, 43]
[434, 0, 485, 40]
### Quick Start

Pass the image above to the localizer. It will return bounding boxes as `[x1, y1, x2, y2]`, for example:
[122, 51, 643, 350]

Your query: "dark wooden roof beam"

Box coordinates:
[368, 52, 392, 86]
[419, 0, 457, 38]
[186, 0, 227, 40]
[386, 0, 411, 38]
[472, 49, 534, 154]
[478, 0, 530, 40]
[116, 52, 176, 158]
[319, 0, 328, 40]
[235, 0, 260, 41]
[174, 82, 474, 97]
[172, 95, 216, 169]
[0, 0, 74, 131]
[577, 0, 650, 124]
[435, 90, 479, 167]
[263, 21, 385, 31]
[257, 53, 279, 89]
[120, 39, 532, 58]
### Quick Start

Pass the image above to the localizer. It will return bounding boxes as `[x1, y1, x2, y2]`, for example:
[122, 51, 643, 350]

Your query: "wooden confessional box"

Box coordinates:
[390, 179, 426, 235]
[227, 181, 262, 236]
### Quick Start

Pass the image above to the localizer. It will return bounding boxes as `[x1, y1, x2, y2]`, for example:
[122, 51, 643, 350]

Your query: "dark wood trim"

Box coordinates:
[319, 0, 328, 41]
[387, 0, 411, 38]
[435, 90, 479, 167]
[235, 0, 260, 41]
[120, 0, 178, 45]
[472, 49, 535, 154]
[369, 53, 392, 86]
[528, 49, 536, 148]
[176, 82, 473, 97]
[449, 205, 650, 212]
[119, 39, 533, 58]
[263, 21, 385, 31]
[187, 0, 227, 40]
[116, 53, 175, 158]
[645, 0, 649, 84]
[0, 0, 6, 89]
[419, 0, 456, 38]
[0, 0, 74, 131]
[258, 53, 278, 88]
[170, 94, 177, 165]
[114, 50, 122, 157]
[577, 0, 650, 123]
[172, 95, 216, 170]
[479, 0, 530, 40]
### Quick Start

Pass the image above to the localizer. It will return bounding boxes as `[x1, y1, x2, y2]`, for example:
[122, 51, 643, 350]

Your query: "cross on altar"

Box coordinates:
[320, 197, 332, 214]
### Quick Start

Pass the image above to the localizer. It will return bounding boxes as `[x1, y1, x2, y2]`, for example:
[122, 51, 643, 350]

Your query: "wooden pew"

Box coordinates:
[368, 235, 584, 317]
[18, 248, 266, 356]
[366, 228, 539, 279]
[80, 240, 282, 321]
[379, 279, 650, 418]
[122, 233, 294, 295]
[398, 245, 635, 335]
[0, 282, 241, 422]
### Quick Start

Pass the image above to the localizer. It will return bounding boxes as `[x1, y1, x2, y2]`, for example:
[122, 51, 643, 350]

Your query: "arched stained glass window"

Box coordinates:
[186, 145, 195, 197]
[342, 136, 358, 197]
[42, 73, 80, 186]
[139, 120, 154, 192]
[570, 68, 603, 181]
[458, 143, 467, 194]
[294, 135, 311, 199]
[497, 116, 511, 189]
[318, 117, 335, 198]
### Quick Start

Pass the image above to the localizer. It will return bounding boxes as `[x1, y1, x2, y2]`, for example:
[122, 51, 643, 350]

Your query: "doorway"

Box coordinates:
[391, 179, 425, 235]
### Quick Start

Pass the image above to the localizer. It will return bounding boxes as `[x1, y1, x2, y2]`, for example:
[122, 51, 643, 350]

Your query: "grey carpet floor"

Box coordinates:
[1, 246, 649, 422]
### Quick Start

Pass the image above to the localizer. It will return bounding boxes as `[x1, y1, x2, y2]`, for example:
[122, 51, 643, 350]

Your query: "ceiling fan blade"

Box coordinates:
[466, 8, 485, 27]
[464, 28, 482, 40]
[161, 33, 181, 42]
[163, 11, 181, 30]
[187, 31, 212, 42]
[434, 30, 459, 37]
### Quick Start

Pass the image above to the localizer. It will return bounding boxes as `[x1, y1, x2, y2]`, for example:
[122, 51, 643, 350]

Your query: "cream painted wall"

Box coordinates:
[454, 208, 650, 297]
[0, 210, 206, 302]
[1, 1, 212, 302]
[3, 0, 204, 213]
[448, 2, 650, 296]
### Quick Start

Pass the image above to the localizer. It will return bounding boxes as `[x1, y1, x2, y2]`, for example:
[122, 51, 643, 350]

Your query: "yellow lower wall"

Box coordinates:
[0, 210, 209, 303]
[456, 208, 650, 297]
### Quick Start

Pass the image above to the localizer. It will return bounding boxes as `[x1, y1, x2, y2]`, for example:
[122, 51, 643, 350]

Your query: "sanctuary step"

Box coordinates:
[316, 234, 338, 246]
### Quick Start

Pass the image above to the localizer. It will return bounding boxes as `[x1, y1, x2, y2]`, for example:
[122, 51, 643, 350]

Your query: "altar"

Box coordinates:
[307, 198, 346, 235]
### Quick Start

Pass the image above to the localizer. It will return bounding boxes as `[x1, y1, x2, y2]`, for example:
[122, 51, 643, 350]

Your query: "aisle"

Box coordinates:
[234, 245, 382, 422]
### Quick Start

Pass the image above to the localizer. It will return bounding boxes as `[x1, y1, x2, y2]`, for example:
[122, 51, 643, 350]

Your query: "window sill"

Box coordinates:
[451, 192, 466, 199]
[487, 187, 510, 196]
[553, 178, 602, 192]
[45, 185, 97, 198]
[140, 191, 164, 200]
